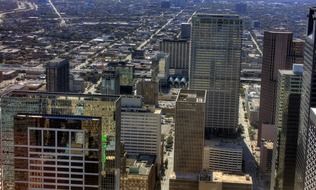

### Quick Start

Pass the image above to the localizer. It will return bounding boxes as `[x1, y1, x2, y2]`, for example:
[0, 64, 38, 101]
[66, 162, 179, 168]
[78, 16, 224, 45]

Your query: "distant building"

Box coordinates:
[189, 13, 242, 137]
[174, 89, 206, 174]
[120, 155, 157, 190]
[46, 58, 69, 92]
[180, 23, 191, 40]
[159, 39, 190, 76]
[234, 3, 247, 15]
[270, 65, 303, 190]
[295, 7, 316, 190]
[121, 96, 161, 166]
[203, 140, 243, 173]
[101, 70, 120, 95]
[136, 79, 158, 106]
[69, 74, 85, 93]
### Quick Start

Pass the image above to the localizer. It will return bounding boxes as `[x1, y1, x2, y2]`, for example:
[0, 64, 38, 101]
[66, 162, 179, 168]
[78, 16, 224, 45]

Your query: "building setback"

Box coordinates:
[295, 7, 316, 190]
[46, 58, 69, 92]
[189, 13, 242, 137]
[270, 65, 303, 190]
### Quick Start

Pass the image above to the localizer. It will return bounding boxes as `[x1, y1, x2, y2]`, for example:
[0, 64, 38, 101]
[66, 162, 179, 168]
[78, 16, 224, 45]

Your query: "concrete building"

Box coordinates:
[258, 31, 304, 146]
[46, 58, 69, 92]
[180, 23, 191, 40]
[260, 140, 274, 175]
[136, 79, 158, 106]
[69, 74, 85, 93]
[270, 65, 303, 190]
[203, 140, 243, 173]
[174, 89, 207, 174]
[121, 96, 161, 165]
[189, 13, 242, 137]
[101, 70, 120, 95]
[295, 7, 316, 190]
[159, 39, 190, 76]
[0, 91, 121, 190]
[120, 155, 157, 190]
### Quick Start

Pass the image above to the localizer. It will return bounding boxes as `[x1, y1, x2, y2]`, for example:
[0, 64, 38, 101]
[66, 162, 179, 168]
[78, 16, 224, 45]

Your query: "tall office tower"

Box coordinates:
[304, 108, 316, 190]
[291, 39, 305, 65]
[174, 89, 206, 173]
[121, 96, 161, 165]
[101, 70, 120, 95]
[0, 91, 121, 190]
[295, 7, 316, 190]
[258, 31, 293, 146]
[160, 39, 190, 77]
[136, 79, 158, 106]
[46, 58, 70, 92]
[189, 13, 242, 137]
[270, 64, 303, 190]
[180, 23, 191, 40]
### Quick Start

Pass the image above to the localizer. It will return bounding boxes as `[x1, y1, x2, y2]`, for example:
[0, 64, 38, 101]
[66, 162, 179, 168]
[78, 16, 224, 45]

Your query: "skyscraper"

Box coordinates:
[258, 31, 293, 146]
[189, 13, 242, 137]
[174, 89, 206, 173]
[0, 91, 121, 190]
[295, 7, 316, 190]
[46, 58, 70, 92]
[270, 65, 303, 190]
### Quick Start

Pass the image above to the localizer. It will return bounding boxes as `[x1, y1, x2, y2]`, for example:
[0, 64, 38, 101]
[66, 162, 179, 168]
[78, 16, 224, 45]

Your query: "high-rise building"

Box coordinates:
[174, 89, 206, 173]
[304, 108, 316, 190]
[136, 79, 158, 106]
[180, 23, 191, 40]
[14, 114, 102, 190]
[46, 58, 70, 92]
[0, 91, 121, 190]
[189, 13, 242, 137]
[121, 96, 161, 165]
[295, 7, 316, 190]
[160, 39, 190, 77]
[258, 31, 294, 146]
[270, 65, 303, 190]
[101, 70, 120, 95]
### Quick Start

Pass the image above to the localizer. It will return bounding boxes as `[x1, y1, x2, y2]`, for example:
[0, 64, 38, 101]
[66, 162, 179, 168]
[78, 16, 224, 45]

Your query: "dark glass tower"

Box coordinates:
[46, 58, 70, 92]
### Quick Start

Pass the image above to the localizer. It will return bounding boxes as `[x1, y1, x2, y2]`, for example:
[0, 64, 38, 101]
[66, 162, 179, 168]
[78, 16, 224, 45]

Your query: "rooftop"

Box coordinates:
[204, 139, 243, 152]
[212, 171, 252, 185]
[176, 89, 207, 103]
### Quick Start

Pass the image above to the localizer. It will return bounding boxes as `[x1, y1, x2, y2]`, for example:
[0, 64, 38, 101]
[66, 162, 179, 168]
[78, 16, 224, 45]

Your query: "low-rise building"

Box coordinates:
[203, 139, 243, 173]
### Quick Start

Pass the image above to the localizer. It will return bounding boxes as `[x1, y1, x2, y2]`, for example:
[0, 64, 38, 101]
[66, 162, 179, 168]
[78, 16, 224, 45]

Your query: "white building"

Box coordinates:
[121, 96, 161, 164]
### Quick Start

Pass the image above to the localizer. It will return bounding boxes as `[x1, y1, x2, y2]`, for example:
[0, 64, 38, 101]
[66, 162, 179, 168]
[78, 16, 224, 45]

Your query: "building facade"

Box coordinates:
[270, 65, 303, 190]
[189, 13, 242, 137]
[159, 39, 190, 76]
[46, 58, 69, 92]
[0, 91, 121, 190]
[101, 70, 120, 95]
[174, 89, 206, 173]
[180, 23, 191, 40]
[121, 97, 161, 165]
[203, 140, 243, 173]
[295, 7, 316, 190]
[136, 79, 159, 106]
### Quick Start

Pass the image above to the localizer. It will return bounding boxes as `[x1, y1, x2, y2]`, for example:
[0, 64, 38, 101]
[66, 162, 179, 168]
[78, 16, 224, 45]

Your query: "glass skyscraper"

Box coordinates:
[0, 91, 121, 190]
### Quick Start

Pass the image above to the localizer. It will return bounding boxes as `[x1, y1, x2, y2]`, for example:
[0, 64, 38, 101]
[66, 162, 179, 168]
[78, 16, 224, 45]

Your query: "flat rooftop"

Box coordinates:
[176, 89, 207, 103]
[212, 171, 252, 185]
[205, 139, 243, 152]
